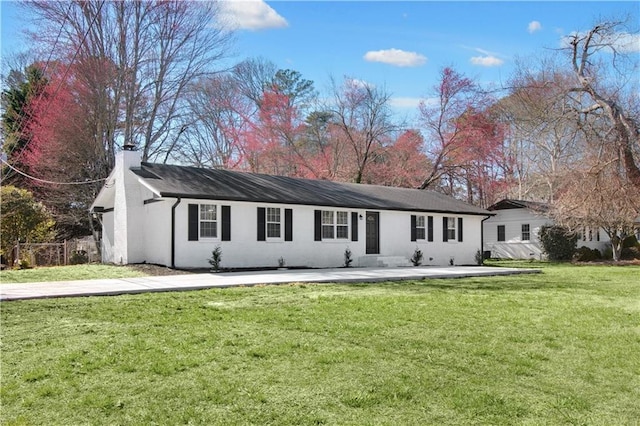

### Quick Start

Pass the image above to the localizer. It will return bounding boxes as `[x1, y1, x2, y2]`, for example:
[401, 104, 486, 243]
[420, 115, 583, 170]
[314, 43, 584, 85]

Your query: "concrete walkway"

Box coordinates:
[0, 266, 540, 301]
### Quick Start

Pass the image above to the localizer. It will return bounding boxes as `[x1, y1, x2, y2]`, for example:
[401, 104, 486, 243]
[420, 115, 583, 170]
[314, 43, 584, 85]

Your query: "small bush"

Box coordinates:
[621, 246, 640, 260]
[344, 248, 353, 268]
[69, 250, 88, 265]
[411, 248, 423, 266]
[574, 246, 601, 262]
[208, 246, 222, 272]
[16, 257, 31, 270]
[475, 250, 484, 265]
[622, 235, 638, 249]
[539, 225, 577, 261]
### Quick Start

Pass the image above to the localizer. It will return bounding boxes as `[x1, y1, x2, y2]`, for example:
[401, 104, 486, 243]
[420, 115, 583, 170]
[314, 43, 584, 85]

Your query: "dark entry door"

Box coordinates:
[365, 211, 379, 254]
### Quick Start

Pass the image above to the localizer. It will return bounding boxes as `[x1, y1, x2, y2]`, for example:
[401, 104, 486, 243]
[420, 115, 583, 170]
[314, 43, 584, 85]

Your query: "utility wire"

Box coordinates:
[1, 158, 107, 185]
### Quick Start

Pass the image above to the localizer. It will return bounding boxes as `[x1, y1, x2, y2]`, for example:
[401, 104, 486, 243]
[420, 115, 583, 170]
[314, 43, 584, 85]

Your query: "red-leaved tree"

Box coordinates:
[418, 67, 512, 206]
[365, 129, 427, 188]
[22, 63, 106, 239]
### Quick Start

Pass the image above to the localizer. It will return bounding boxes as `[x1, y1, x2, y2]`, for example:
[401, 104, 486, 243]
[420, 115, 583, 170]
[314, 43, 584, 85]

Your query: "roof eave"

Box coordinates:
[157, 191, 492, 216]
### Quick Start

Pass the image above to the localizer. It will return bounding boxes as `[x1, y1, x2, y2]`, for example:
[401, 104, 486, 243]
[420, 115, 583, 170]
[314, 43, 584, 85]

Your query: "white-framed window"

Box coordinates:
[447, 217, 456, 241]
[200, 204, 217, 238]
[321, 210, 349, 240]
[521, 224, 530, 241]
[415, 215, 426, 240]
[266, 207, 281, 239]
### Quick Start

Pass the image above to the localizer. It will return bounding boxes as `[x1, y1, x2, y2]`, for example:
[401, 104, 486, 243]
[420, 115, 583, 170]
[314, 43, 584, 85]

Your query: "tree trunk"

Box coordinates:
[610, 235, 622, 262]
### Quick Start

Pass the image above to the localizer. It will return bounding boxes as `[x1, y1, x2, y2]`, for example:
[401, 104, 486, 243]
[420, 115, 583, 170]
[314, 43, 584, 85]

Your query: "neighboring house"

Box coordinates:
[483, 199, 610, 259]
[90, 150, 492, 269]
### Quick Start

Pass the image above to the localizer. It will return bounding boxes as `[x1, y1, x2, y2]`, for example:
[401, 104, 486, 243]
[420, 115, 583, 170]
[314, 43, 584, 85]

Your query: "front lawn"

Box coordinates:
[0, 264, 172, 283]
[1, 264, 638, 425]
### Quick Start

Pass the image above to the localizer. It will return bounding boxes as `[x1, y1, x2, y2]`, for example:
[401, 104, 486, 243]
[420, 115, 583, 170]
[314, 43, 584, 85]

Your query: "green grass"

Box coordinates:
[2, 264, 639, 425]
[0, 264, 148, 283]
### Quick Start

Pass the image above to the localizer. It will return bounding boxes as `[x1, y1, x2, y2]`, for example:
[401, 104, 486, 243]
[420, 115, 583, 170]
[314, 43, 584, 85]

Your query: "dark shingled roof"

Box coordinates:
[133, 162, 492, 216]
[487, 199, 549, 212]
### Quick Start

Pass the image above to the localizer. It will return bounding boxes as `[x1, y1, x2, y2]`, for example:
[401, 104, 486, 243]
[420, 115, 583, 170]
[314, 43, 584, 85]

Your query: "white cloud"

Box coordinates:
[460, 45, 505, 66]
[389, 97, 423, 109]
[528, 21, 542, 34]
[345, 78, 374, 89]
[470, 56, 504, 67]
[219, 0, 288, 31]
[611, 32, 640, 53]
[561, 31, 640, 53]
[363, 48, 427, 67]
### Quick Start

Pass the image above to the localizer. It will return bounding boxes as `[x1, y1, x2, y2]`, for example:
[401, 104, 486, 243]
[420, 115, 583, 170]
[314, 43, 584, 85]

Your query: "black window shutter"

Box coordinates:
[221, 205, 231, 241]
[458, 217, 463, 242]
[285, 208, 293, 241]
[428, 216, 434, 242]
[351, 212, 358, 241]
[314, 210, 322, 241]
[410, 215, 417, 241]
[188, 204, 199, 241]
[443, 217, 449, 242]
[257, 207, 266, 241]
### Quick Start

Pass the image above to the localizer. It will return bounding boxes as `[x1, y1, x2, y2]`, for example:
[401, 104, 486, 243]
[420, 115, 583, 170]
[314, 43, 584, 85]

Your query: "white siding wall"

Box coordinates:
[484, 209, 551, 259]
[101, 211, 115, 263]
[575, 229, 610, 252]
[160, 200, 485, 269]
[484, 208, 612, 259]
[143, 200, 172, 266]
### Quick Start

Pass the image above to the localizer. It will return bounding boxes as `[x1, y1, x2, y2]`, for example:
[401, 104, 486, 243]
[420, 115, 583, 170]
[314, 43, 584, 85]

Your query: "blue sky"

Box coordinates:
[2, 1, 639, 120]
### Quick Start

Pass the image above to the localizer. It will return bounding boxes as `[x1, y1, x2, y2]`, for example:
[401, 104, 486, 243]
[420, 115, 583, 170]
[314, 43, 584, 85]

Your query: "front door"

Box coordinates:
[365, 211, 379, 254]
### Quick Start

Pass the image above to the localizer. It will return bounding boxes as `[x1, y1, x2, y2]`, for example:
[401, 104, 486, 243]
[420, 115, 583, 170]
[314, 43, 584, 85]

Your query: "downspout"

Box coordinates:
[481, 215, 492, 263]
[171, 197, 182, 269]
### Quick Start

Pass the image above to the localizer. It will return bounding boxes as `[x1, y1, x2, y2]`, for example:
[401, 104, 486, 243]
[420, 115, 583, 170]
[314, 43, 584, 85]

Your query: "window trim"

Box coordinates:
[447, 217, 457, 241]
[199, 203, 218, 240]
[319, 209, 350, 241]
[415, 215, 426, 240]
[265, 207, 283, 241]
[521, 224, 531, 241]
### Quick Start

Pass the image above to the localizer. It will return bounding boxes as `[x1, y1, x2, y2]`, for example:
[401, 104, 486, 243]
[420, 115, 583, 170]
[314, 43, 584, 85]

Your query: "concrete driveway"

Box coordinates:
[0, 266, 540, 301]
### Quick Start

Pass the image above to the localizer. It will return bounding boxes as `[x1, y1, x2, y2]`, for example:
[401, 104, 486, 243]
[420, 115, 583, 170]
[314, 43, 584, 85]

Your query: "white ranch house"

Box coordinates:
[91, 150, 493, 269]
[483, 199, 610, 260]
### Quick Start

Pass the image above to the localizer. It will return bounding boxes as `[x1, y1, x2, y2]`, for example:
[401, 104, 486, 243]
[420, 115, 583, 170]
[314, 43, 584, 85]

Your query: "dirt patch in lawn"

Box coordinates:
[128, 264, 198, 276]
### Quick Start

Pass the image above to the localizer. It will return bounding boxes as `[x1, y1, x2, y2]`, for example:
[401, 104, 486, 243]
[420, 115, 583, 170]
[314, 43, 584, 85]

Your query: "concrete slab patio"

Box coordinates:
[0, 266, 540, 301]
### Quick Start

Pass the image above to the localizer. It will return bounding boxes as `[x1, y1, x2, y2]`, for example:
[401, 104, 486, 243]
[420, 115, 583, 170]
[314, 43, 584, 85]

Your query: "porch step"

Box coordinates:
[358, 256, 412, 268]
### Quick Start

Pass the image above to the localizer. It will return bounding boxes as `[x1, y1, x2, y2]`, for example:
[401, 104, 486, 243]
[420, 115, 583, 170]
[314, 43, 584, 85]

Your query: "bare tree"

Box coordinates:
[495, 19, 640, 260]
[328, 77, 396, 183]
[179, 74, 247, 168]
[26, 0, 233, 164]
[231, 57, 278, 110]
[551, 157, 639, 262]
[417, 67, 506, 204]
[564, 19, 640, 188]
[497, 65, 586, 202]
